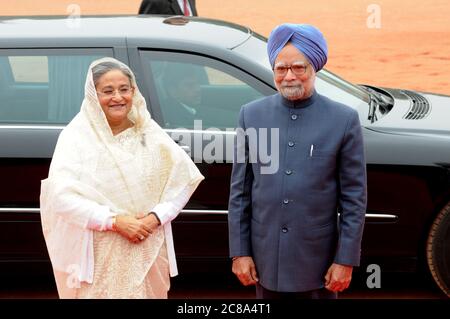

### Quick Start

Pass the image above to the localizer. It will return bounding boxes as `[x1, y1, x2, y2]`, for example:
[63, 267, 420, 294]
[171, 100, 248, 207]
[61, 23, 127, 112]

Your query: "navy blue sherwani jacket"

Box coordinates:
[228, 91, 367, 292]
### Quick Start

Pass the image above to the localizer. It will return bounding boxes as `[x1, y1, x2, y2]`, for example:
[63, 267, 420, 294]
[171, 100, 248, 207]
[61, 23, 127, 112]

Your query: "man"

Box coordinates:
[138, 0, 198, 16]
[159, 63, 203, 128]
[228, 23, 367, 299]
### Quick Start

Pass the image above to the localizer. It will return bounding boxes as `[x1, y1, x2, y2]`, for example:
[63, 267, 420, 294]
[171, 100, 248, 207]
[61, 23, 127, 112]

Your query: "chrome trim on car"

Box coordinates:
[365, 213, 398, 219]
[165, 129, 236, 135]
[0, 208, 41, 213]
[181, 209, 229, 215]
[0, 126, 237, 135]
[181, 210, 398, 219]
[0, 208, 399, 220]
[0, 125, 65, 130]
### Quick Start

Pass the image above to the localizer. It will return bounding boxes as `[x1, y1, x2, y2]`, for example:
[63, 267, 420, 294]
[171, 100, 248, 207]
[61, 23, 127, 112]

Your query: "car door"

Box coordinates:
[130, 49, 274, 272]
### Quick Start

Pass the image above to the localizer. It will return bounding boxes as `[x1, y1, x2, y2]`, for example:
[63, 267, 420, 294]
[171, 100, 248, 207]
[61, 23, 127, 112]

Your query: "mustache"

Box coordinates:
[280, 82, 302, 87]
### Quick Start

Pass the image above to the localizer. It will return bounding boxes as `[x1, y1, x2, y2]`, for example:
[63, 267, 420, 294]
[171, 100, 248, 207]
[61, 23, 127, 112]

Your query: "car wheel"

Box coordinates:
[426, 202, 450, 297]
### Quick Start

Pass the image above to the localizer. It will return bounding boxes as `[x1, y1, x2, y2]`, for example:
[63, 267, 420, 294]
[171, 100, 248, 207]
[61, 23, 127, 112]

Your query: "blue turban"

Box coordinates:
[267, 23, 328, 72]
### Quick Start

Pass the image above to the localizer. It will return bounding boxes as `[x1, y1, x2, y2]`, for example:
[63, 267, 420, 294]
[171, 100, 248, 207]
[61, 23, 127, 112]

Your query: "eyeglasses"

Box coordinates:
[273, 62, 309, 77]
[96, 87, 133, 98]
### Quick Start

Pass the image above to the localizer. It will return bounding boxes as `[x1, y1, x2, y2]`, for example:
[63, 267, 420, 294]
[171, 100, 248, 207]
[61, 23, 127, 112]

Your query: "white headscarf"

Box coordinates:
[40, 57, 204, 296]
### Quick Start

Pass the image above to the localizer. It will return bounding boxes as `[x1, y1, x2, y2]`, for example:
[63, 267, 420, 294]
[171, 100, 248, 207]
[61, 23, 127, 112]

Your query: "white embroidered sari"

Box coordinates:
[39, 57, 204, 298]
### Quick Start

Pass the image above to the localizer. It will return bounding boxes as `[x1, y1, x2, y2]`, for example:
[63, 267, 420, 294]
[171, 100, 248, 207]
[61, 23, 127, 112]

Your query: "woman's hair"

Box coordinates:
[92, 61, 133, 87]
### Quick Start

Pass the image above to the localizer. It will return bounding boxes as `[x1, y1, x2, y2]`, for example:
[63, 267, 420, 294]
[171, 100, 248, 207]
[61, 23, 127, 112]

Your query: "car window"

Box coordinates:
[8, 56, 49, 83]
[0, 49, 112, 125]
[139, 51, 272, 130]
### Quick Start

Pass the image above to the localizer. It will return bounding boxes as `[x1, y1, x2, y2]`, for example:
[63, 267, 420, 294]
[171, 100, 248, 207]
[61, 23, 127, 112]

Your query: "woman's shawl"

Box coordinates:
[40, 57, 204, 294]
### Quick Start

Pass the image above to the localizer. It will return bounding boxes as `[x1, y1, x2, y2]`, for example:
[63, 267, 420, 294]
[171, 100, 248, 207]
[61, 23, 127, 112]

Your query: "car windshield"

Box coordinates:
[317, 70, 370, 103]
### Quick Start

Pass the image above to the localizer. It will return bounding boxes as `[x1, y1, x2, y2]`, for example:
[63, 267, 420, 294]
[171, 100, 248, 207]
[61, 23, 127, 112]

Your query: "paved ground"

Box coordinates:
[0, 271, 446, 299]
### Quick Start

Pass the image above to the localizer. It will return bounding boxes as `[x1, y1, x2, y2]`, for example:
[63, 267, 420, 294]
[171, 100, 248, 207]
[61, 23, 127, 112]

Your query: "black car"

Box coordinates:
[0, 15, 449, 297]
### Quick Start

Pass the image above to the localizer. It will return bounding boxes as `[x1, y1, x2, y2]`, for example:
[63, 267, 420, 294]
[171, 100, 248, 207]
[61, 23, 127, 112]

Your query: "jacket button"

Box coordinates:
[288, 141, 295, 147]
[291, 114, 298, 120]
[283, 199, 289, 204]
[282, 227, 288, 233]
[285, 170, 292, 175]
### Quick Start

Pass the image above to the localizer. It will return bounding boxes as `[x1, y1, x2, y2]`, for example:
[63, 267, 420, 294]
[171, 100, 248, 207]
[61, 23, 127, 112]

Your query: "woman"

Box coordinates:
[40, 57, 204, 298]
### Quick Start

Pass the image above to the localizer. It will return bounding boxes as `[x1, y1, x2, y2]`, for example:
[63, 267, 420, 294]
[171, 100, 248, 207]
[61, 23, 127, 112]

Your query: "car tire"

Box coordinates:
[426, 202, 450, 297]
